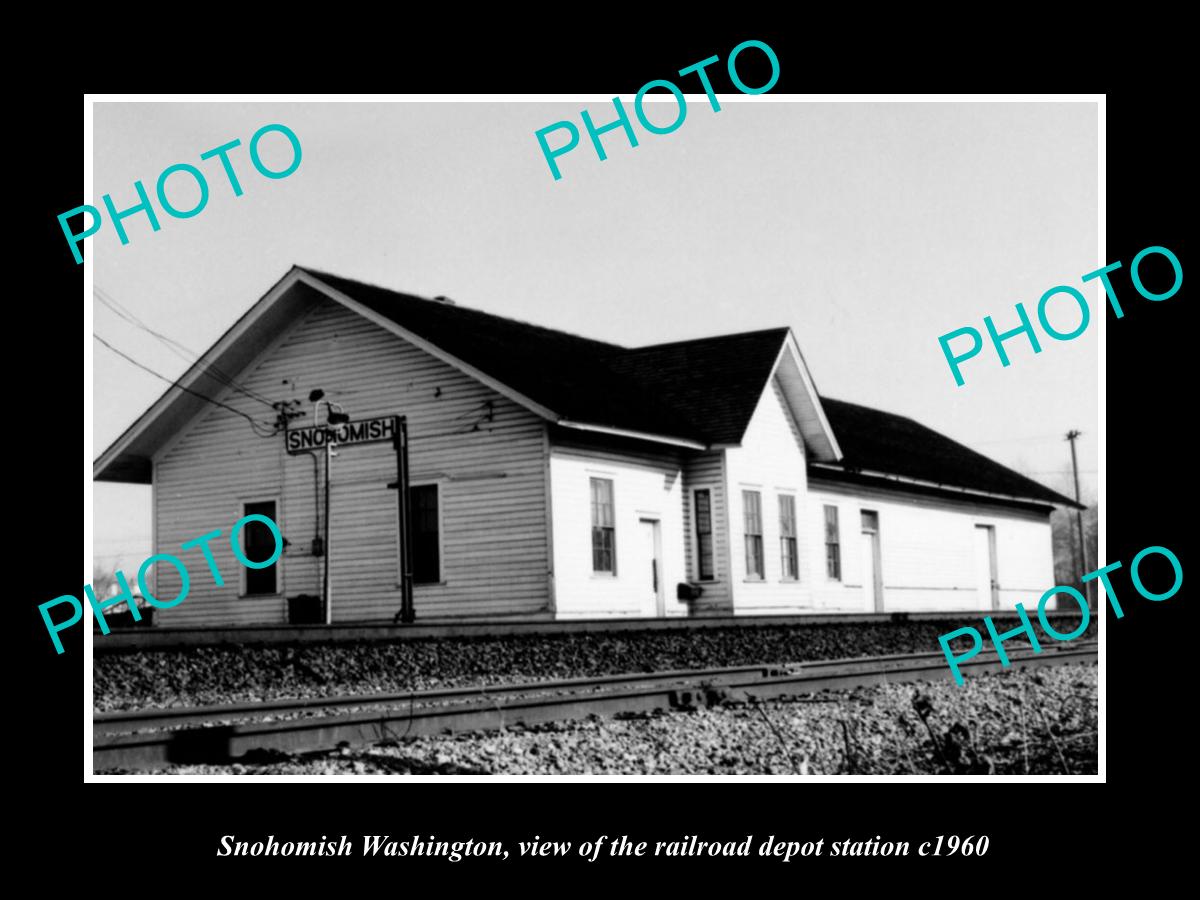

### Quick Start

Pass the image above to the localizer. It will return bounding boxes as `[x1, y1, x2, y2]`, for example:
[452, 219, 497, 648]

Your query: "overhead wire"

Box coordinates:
[1021, 469, 1098, 475]
[94, 286, 278, 410]
[95, 285, 278, 409]
[93, 333, 280, 438]
[974, 433, 1070, 444]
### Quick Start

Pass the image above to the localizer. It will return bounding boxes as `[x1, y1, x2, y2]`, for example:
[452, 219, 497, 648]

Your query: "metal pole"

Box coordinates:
[323, 439, 332, 625]
[1065, 430, 1089, 605]
[394, 416, 414, 624]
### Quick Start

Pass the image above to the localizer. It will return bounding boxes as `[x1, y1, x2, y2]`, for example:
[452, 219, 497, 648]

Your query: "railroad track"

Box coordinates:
[93, 642, 1097, 771]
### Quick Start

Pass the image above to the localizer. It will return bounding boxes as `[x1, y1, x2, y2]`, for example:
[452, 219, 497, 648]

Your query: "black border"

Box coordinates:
[22, 30, 1191, 884]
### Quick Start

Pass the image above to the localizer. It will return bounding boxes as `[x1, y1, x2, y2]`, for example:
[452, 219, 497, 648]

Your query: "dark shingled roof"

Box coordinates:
[303, 268, 1074, 507]
[305, 269, 788, 446]
[817, 398, 1076, 506]
[305, 269, 704, 443]
[606, 329, 791, 446]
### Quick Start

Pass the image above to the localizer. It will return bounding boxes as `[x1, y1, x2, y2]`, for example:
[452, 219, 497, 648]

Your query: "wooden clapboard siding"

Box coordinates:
[776, 336, 839, 461]
[681, 449, 732, 614]
[724, 377, 812, 614]
[141, 285, 1063, 628]
[548, 433, 687, 619]
[153, 299, 551, 625]
[807, 477, 1054, 613]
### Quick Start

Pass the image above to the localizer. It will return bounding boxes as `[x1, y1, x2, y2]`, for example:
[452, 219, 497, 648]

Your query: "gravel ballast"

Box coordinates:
[132, 662, 1098, 776]
[93, 617, 1095, 712]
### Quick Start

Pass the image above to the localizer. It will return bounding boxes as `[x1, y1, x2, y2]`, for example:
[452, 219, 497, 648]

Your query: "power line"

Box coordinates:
[95, 286, 277, 408]
[1020, 469, 1098, 475]
[975, 433, 1069, 444]
[94, 333, 280, 438]
[94, 286, 278, 410]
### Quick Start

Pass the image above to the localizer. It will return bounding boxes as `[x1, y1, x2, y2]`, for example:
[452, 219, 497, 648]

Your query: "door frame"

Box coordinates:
[975, 523, 1000, 610]
[861, 509, 884, 613]
[639, 517, 664, 617]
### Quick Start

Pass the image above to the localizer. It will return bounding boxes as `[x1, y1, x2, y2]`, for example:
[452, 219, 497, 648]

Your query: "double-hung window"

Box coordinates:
[694, 489, 715, 580]
[779, 494, 798, 580]
[824, 504, 842, 580]
[743, 490, 764, 579]
[591, 477, 616, 573]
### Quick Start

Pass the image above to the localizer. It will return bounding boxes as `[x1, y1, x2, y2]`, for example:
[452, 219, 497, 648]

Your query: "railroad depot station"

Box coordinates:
[95, 266, 1079, 627]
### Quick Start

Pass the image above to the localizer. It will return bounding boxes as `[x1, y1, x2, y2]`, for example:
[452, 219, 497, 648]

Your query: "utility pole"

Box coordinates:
[389, 416, 414, 625]
[323, 439, 334, 624]
[1065, 430, 1090, 605]
[307, 390, 348, 625]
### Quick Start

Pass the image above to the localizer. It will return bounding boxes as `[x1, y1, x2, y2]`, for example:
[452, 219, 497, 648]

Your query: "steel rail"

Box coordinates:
[93, 663, 792, 735]
[95, 641, 1097, 736]
[93, 644, 1097, 771]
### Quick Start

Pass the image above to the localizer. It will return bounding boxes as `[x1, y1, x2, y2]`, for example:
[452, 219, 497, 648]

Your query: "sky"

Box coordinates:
[91, 99, 1099, 574]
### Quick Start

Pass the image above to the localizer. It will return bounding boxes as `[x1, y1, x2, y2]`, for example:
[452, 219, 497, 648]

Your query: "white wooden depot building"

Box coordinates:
[95, 267, 1078, 626]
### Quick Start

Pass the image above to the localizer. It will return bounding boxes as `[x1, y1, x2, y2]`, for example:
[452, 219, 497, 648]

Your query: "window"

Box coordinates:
[824, 504, 841, 580]
[410, 484, 441, 584]
[590, 477, 616, 573]
[743, 490, 764, 579]
[694, 489, 714, 580]
[241, 500, 279, 596]
[779, 494, 798, 580]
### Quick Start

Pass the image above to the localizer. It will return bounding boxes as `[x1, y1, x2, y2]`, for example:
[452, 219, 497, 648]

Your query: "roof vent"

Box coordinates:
[432, 295, 456, 305]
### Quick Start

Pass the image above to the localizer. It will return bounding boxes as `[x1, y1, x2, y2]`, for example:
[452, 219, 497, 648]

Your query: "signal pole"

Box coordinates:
[1065, 430, 1090, 605]
[324, 438, 334, 624]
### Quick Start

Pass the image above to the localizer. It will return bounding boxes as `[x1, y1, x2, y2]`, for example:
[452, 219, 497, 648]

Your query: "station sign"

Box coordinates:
[285, 416, 397, 454]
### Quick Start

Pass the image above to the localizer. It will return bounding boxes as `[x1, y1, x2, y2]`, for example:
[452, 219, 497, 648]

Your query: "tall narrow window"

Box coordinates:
[409, 484, 440, 584]
[824, 504, 841, 580]
[743, 490, 764, 579]
[779, 494, 798, 580]
[242, 500, 279, 596]
[591, 477, 616, 573]
[694, 489, 714, 580]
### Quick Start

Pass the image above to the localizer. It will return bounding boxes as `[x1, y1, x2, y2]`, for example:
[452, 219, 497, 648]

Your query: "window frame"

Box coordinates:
[401, 481, 444, 587]
[824, 503, 842, 581]
[236, 495, 283, 599]
[742, 489, 764, 581]
[778, 493, 799, 582]
[590, 476, 617, 575]
[692, 487, 717, 582]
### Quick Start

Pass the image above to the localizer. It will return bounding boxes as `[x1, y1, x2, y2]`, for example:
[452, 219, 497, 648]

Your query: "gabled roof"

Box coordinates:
[94, 266, 1078, 510]
[813, 398, 1079, 508]
[307, 270, 837, 453]
[302, 269, 706, 445]
[606, 329, 792, 446]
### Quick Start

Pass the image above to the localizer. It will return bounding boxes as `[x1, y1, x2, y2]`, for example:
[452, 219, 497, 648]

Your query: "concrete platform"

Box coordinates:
[93, 608, 1079, 654]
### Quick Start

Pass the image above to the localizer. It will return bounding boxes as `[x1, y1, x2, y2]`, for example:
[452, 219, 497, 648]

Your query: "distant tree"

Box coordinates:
[91, 566, 120, 599]
[1051, 503, 1098, 588]
[1016, 466, 1098, 604]
[90, 564, 147, 613]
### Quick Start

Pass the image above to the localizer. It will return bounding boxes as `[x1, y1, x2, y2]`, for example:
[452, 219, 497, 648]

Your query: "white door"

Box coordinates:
[639, 519, 663, 617]
[860, 510, 883, 612]
[974, 524, 998, 609]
